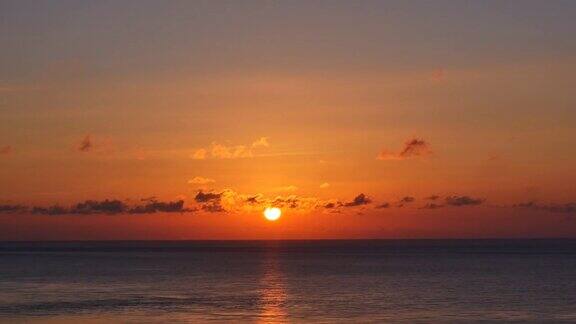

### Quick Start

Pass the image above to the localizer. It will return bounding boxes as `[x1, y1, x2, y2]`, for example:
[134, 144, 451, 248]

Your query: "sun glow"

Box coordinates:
[263, 207, 282, 221]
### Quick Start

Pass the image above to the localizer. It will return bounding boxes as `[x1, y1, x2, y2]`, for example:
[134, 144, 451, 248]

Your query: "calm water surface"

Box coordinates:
[1, 239, 576, 323]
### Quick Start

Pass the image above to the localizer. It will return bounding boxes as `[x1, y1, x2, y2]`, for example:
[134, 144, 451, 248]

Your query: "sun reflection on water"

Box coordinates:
[257, 252, 287, 323]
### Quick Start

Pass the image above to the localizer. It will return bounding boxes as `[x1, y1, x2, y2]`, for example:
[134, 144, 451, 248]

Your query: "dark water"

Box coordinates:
[1, 239, 576, 323]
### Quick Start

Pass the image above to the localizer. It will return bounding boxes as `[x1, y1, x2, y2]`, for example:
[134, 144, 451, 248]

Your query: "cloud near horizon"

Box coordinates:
[445, 195, 484, 206]
[0, 199, 192, 216]
[3, 192, 570, 217]
[514, 201, 576, 214]
[416, 195, 485, 209]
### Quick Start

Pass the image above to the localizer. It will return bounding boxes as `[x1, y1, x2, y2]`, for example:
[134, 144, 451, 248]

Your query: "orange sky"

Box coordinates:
[1, 1, 575, 240]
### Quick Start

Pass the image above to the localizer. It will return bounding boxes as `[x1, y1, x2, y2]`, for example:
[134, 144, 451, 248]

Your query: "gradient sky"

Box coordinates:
[1, 0, 575, 240]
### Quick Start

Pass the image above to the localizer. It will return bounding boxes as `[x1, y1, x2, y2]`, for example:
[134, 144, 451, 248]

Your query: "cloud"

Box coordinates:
[191, 148, 207, 160]
[376, 202, 390, 209]
[128, 200, 188, 214]
[29, 199, 192, 215]
[78, 135, 92, 152]
[275, 185, 298, 192]
[201, 202, 226, 213]
[344, 194, 372, 207]
[32, 205, 69, 215]
[191, 138, 270, 160]
[191, 190, 228, 212]
[420, 203, 444, 209]
[397, 196, 415, 207]
[0, 204, 27, 213]
[400, 196, 415, 203]
[445, 195, 484, 206]
[1, 188, 495, 218]
[211, 143, 252, 159]
[377, 138, 432, 161]
[426, 195, 440, 200]
[193, 189, 320, 213]
[270, 195, 319, 210]
[194, 191, 222, 203]
[188, 177, 216, 185]
[73, 199, 126, 214]
[319, 182, 330, 189]
[514, 201, 576, 214]
[322, 194, 373, 210]
[0, 145, 12, 155]
[252, 137, 270, 148]
[245, 195, 264, 205]
[324, 202, 339, 209]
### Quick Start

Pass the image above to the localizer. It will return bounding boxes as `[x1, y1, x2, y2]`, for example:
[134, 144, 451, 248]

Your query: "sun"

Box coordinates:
[263, 207, 282, 221]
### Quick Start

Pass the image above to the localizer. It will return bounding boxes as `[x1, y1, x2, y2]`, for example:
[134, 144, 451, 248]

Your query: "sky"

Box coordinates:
[1, 0, 575, 240]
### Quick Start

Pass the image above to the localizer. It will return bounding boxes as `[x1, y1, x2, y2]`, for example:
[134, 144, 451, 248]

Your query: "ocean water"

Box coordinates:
[1, 239, 576, 323]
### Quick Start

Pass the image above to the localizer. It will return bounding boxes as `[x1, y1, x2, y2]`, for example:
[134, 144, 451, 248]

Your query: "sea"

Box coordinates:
[1, 239, 575, 323]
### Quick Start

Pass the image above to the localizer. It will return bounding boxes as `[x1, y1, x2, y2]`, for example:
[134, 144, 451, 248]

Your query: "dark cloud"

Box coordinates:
[201, 202, 226, 213]
[420, 203, 444, 209]
[129, 200, 188, 214]
[245, 196, 261, 204]
[74, 199, 126, 214]
[399, 138, 429, 158]
[0, 204, 27, 213]
[324, 202, 335, 209]
[514, 201, 576, 214]
[377, 138, 432, 160]
[194, 191, 222, 203]
[32, 205, 70, 215]
[376, 202, 390, 209]
[445, 196, 484, 206]
[30, 199, 192, 215]
[400, 196, 415, 204]
[344, 194, 372, 207]
[193, 190, 230, 212]
[78, 135, 92, 152]
[397, 196, 416, 207]
[273, 197, 300, 209]
[426, 195, 440, 200]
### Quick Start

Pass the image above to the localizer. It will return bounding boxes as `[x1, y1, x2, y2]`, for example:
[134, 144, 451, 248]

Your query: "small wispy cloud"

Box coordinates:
[514, 201, 576, 214]
[445, 195, 484, 206]
[420, 203, 444, 209]
[344, 194, 372, 207]
[319, 182, 330, 189]
[78, 135, 92, 152]
[377, 138, 432, 161]
[252, 137, 270, 148]
[376, 202, 390, 209]
[191, 148, 207, 160]
[191, 137, 270, 160]
[188, 177, 216, 185]
[275, 185, 298, 192]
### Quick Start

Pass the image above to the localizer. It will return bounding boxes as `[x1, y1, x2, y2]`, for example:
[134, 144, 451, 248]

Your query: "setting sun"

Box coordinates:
[263, 207, 282, 221]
